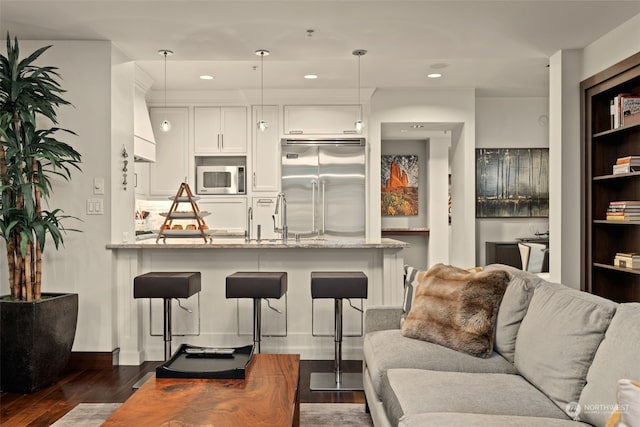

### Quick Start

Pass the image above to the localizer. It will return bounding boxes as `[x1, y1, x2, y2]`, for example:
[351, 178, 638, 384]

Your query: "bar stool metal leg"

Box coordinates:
[310, 297, 363, 391]
[253, 298, 262, 354]
[163, 298, 172, 361]
[334, 298, 342, 385]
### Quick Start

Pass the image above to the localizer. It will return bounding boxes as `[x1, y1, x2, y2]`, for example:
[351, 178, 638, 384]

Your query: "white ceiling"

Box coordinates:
[2, 0, 640, 97]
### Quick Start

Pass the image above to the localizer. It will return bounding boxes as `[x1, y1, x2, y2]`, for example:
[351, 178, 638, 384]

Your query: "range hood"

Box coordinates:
[133, 74, 157, 162]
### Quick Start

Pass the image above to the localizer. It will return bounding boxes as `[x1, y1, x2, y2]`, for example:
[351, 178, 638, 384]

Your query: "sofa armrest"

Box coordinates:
[364, 305, 403, 333]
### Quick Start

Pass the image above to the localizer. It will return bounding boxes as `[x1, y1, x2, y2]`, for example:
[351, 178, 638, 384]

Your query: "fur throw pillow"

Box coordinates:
[401, 263, 511, 358]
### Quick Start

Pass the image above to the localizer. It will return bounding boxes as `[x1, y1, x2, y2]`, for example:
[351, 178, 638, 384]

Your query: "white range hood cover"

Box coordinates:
[134, 67, 157, 162]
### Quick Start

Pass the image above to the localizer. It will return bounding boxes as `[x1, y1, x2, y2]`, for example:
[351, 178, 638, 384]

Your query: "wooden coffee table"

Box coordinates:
[104, 353, 300, 426]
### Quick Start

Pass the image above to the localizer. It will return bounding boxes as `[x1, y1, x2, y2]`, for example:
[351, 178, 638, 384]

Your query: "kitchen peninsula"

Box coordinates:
[107, 237, 407, 365]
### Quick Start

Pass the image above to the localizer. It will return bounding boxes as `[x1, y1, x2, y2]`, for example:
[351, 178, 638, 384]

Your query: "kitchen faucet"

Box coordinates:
[245, 207, 253, 242]
[272, 193, 288, 243]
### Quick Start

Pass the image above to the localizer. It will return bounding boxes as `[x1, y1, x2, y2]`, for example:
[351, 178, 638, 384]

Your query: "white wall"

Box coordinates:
[549, 50, 582, 290]
[0, 40, 115, 351]
[582, 13, 640, 81]
[475, 97, 549, 266]
[371, 88, 476, 268]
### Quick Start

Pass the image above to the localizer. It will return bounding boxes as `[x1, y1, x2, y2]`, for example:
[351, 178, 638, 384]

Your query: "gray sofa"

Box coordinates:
[363, 264, 640, 427]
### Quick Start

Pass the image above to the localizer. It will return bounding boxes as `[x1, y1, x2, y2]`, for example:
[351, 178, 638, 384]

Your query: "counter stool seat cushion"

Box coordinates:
[134, 272, 201, 299]
[311, 271, 368, 299]
[226, 272, 287, 299]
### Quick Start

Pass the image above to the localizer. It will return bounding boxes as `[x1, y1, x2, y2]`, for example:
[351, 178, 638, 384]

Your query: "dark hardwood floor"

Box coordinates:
[0, 359, 365, 426]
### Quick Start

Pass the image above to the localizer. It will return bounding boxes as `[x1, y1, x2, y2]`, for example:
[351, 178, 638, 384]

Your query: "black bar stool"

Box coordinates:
[310, 271, 368, 391]
[134, 272, 201, 360]
[226, 272, 287, 353]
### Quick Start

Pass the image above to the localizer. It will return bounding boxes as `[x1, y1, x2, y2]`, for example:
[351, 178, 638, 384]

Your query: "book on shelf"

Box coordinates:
[608, 201, 640, 207]
[612, 164, 640, 174]
[614, 253, 640, 269]
[611, 93, 640, 129]
[607, 206, 640, 212]
[606, 215, 640, 221]
[622, 95, 640, 127]
[615, 156, 640, 165]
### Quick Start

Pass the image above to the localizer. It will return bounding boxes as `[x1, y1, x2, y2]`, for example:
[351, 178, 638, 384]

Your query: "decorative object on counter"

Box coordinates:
[255, 49, 270, 132]
[0, 35, 82, 393]
[381, 155, 419, 216]
[353, 49, 367, 132]
[158, 49, 173, 132]
[121, 146, 128, 190]
[156, 182, 212, 243]
[476, 148, 549, 218]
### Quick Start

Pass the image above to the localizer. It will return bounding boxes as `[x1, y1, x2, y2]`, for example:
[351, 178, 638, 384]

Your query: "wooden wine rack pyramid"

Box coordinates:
[156, 182, 210, 243]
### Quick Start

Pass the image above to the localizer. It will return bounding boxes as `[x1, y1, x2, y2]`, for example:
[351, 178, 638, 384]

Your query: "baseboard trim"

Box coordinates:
[68, 348, 119, 370]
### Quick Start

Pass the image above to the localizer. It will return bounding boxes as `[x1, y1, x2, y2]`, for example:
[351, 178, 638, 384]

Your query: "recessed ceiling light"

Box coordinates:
[304, 74, 318, 79]
[199, 75, 214, 80]
[427, 73, 443, 79]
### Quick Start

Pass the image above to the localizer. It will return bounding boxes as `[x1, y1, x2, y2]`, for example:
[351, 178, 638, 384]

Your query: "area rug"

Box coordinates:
[51, 402, 373, 426]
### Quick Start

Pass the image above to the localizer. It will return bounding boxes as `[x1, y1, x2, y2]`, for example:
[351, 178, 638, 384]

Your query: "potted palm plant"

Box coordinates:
[0, 34, 82, 393]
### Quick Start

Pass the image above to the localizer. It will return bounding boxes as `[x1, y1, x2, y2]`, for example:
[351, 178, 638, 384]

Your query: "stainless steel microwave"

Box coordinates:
[196, 166, 246, 195]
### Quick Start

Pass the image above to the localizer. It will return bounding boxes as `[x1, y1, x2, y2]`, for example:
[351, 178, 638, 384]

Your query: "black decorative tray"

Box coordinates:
[156, 344, 254, 379]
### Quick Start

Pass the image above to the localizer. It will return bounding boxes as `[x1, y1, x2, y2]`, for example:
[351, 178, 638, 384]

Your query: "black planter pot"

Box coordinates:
[0, 293, 78, 393]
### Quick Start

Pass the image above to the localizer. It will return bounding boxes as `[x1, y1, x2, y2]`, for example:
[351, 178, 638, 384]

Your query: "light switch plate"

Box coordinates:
[93, 177, 105, 195]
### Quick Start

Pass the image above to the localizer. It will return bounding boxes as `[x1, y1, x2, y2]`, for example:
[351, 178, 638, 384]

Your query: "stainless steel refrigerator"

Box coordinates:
[281, 138, 366, 238]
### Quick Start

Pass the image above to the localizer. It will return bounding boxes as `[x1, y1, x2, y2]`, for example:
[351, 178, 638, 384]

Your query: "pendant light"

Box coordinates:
[352, 49, 367, 132]
[158, 49, 173, 132]
[255, 49, 270, 132]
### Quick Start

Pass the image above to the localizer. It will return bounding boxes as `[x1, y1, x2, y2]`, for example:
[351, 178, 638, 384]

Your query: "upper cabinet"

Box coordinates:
[283, 105, 362, 135]
[194, 107, 247, 154]
[252, 105, 280, 192]
[149, 107, 189, 196]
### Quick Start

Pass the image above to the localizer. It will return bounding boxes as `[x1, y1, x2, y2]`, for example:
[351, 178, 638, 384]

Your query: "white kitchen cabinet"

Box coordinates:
[283, 104, 362, 135]
[197, 198, 247, 234]
[251, 105, 280, 192]
[194, 107, 247, 154]
[148, 108, 189, 196]
[134, 162, 149, 197]
[251, 197, 277, 240]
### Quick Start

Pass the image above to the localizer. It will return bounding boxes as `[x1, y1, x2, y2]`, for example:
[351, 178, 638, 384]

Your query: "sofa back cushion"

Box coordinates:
[515, 284, 617, 417]
[578, 303, 640, 426]
[485, 264, 561, 363]
[492, 274, 535, 363]
[401, 263, 510, 358]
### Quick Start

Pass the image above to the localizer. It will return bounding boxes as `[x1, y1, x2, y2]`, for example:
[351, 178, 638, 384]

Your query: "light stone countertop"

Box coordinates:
[106, 236, 408, 250]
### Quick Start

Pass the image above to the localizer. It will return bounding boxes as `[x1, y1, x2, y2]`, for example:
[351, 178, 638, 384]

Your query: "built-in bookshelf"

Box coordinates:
[581, 51, 640, 302]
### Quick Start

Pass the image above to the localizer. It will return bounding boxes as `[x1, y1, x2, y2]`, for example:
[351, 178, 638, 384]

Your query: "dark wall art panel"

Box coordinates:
[476, 148, 549, 218]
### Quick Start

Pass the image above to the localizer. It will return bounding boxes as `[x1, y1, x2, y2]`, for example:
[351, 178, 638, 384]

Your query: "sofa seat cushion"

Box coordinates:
[515, 284, 617, 418]
[382, 369, 569, 426]
[399, 412, 591, 427]
[364, 329, 516, 396]
[578, 303, 640, 426]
